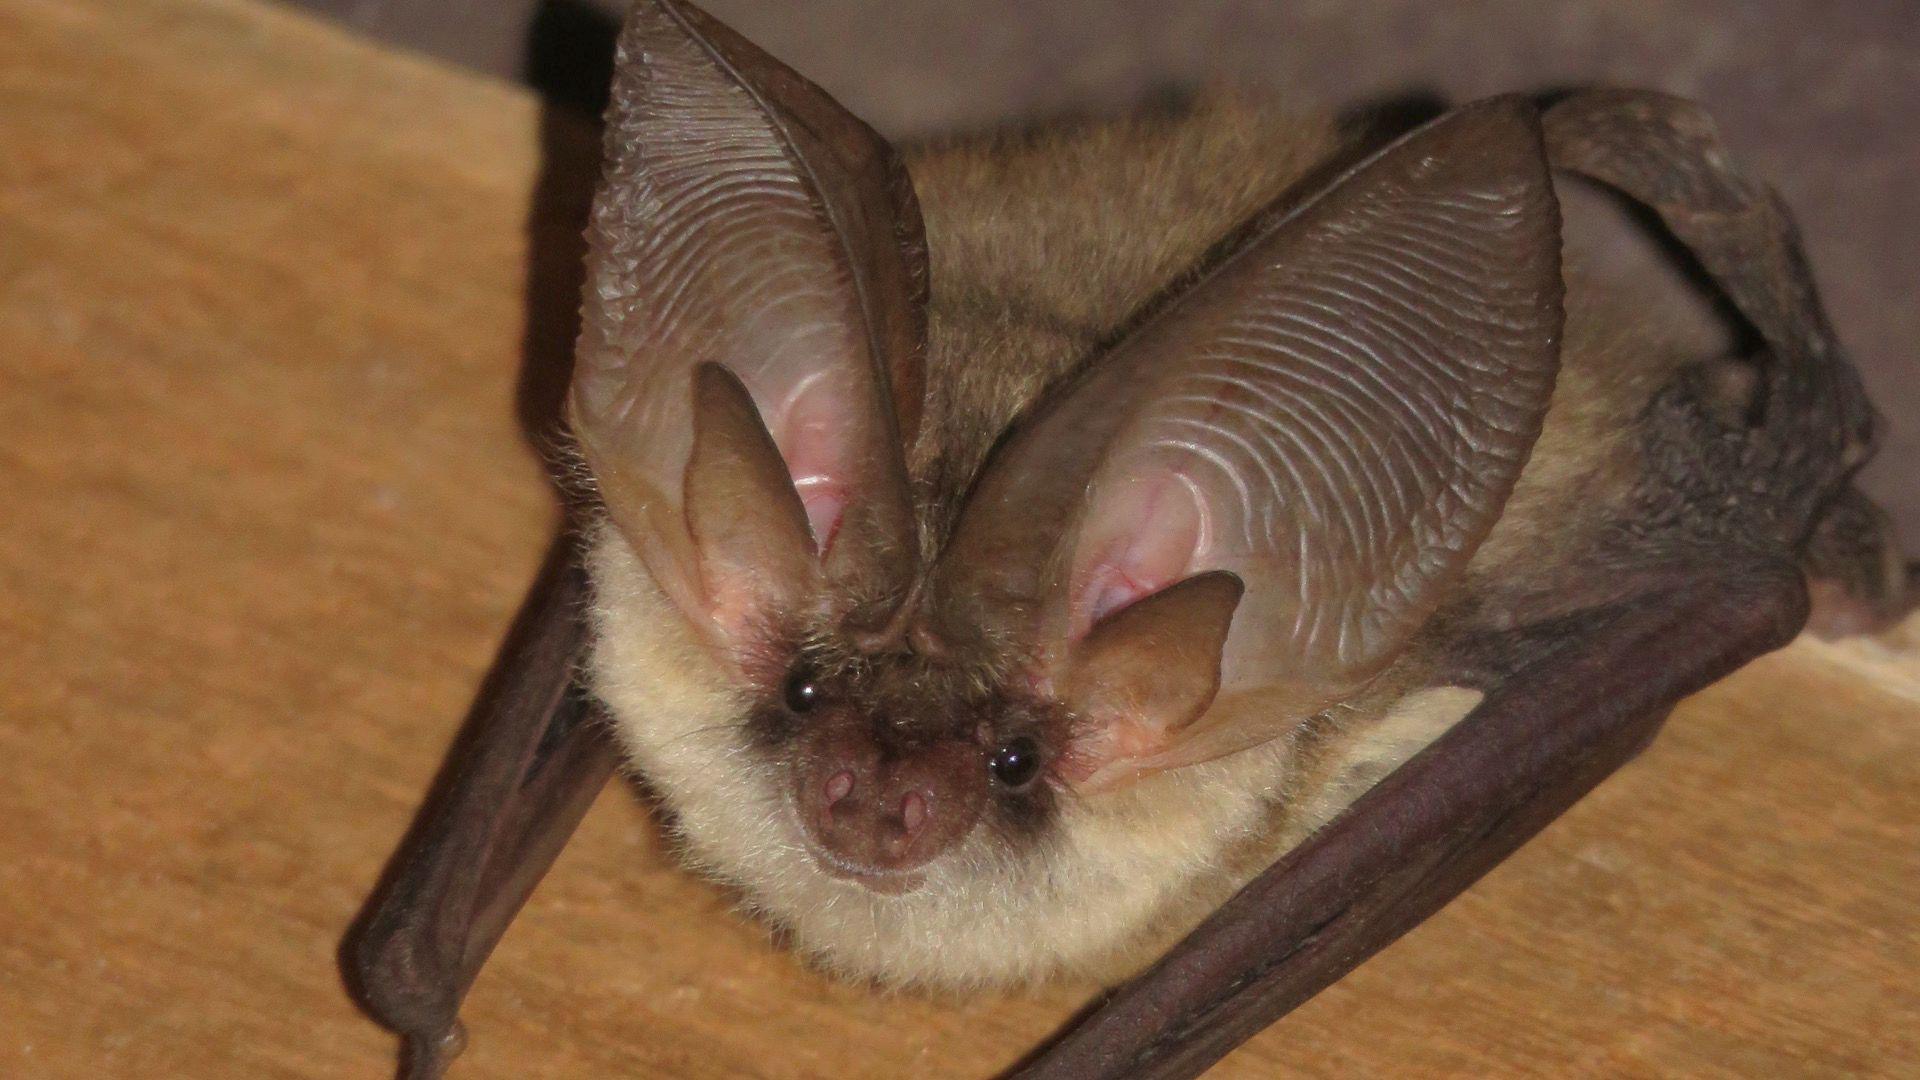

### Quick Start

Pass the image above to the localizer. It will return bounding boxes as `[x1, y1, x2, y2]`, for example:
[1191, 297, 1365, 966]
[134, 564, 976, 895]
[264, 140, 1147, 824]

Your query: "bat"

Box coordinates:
[347, 1, 1903, 1075]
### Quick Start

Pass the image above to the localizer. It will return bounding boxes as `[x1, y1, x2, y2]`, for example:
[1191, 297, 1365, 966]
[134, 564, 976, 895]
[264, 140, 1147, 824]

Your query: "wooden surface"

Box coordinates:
[1, 1, 1915, 1076]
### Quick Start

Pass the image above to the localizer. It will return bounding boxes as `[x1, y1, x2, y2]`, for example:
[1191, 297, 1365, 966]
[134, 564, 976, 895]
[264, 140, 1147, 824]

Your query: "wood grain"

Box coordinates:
[1, 1, 1914, 1076]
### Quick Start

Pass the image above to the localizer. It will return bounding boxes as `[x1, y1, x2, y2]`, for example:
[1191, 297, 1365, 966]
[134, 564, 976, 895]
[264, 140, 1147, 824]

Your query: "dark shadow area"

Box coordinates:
[1334, 87, 1447, 142]
[524, 0, 617, 118]
[512, 0, 618, 446]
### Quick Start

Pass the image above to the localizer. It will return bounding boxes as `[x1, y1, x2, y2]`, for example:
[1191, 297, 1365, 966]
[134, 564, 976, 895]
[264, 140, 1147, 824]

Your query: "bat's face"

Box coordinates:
[741, 639, 1060, 896]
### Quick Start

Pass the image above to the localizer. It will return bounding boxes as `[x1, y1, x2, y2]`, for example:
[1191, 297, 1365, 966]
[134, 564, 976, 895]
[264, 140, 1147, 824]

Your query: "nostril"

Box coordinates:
[899, 791, 927, 835]
[823, 770, 854, 808]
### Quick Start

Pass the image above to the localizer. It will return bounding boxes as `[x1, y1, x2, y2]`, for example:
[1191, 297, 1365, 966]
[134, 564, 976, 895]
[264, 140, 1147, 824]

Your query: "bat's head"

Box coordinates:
[575, 0, 1565, 985]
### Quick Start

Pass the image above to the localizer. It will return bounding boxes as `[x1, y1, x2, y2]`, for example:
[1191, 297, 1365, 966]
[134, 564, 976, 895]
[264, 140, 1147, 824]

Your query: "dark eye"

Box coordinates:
[989, 736, 1043, 790]
[784, 668, 820, 713]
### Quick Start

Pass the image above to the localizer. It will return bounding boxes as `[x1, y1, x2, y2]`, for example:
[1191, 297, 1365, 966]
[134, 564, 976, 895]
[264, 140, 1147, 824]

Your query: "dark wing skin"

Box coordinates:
[345, 86, 1877, 1079]
[345, 537, 616, 1080]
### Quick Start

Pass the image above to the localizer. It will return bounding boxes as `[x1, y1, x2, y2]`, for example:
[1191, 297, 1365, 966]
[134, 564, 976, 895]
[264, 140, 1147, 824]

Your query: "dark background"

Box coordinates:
[283, 0, 1918, 536]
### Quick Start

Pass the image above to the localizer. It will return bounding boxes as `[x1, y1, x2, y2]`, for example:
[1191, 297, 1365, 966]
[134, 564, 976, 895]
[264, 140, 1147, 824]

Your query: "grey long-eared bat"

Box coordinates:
[348, 1, 1905, 1075]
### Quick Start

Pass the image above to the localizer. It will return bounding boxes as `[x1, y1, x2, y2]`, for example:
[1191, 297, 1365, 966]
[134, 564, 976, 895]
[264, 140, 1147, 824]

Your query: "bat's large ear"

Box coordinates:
[569, 0, 926, 653]
[939, 99, 1564, 788]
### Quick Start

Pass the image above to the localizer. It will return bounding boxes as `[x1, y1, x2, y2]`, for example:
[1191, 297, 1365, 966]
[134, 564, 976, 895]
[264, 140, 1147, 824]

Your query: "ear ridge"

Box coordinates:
[670, 0, 930, 450]
[570, 0, 927, 648]
[941, 97, 1565, 775]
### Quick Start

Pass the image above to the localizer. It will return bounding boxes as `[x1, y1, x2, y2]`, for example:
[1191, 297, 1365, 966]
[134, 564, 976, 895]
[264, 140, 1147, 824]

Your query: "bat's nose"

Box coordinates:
[794, 722, 986, 881]
[817, 770, 932, 863]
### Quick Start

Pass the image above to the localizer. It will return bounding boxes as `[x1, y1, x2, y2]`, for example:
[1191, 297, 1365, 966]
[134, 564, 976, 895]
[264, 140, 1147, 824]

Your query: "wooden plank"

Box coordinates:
[1, 1, 1914, 1076]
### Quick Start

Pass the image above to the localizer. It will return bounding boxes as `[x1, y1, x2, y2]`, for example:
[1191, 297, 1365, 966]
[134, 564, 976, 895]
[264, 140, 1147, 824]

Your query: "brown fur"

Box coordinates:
[588, 95, 1770, 988]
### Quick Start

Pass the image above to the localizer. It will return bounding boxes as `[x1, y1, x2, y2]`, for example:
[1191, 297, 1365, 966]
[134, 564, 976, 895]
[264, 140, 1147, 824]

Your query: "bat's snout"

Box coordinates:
[789, 719, 987, 892]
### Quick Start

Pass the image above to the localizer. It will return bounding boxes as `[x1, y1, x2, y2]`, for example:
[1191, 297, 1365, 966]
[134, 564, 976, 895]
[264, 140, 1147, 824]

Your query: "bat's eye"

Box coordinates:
[989, 736, 1042, 790]
[784, 668, 820, 713]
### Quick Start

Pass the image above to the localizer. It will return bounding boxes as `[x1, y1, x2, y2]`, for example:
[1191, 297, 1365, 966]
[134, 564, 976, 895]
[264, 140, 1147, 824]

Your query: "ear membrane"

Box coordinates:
[568, 0, 928, 654]
[1062, 573, 1243, 776]
[684, 363, 818, 639]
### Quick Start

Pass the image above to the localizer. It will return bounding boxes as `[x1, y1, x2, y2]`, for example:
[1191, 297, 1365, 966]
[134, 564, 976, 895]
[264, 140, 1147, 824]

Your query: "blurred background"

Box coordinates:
[283, 0, 1918, 534]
